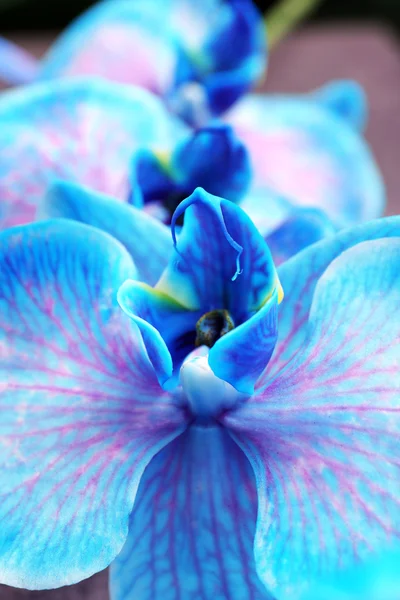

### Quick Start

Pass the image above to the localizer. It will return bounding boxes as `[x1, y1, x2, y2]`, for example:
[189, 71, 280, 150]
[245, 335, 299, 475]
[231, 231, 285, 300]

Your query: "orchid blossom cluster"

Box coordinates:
[0, 2, 398, 600]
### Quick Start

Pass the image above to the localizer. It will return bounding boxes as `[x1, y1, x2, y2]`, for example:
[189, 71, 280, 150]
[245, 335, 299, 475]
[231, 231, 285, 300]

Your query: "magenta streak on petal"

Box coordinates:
[1, 117, 129, 228]
[224, 240, 400, 599]
[0, 222, 190, 589]
[171, 191, 244, 282]
[234, 126, 340, 208]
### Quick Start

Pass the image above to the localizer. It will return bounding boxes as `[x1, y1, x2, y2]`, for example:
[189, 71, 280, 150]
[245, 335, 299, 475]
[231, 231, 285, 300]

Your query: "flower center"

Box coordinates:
[180, 354, 247, 420]
[195, 309, 235, 348]
[162, 190, 190, 224]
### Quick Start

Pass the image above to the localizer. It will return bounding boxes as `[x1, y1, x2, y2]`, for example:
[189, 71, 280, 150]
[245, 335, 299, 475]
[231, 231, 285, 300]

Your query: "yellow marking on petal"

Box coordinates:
[156, 270, 200, 311]
[153, 149, 183, 182]
[134, 280, 187, 310]
[257, 273, 284, 310]
[187, 48, 212, 73]
[276, 276, 284, 304]
[153, 150, 173, 173]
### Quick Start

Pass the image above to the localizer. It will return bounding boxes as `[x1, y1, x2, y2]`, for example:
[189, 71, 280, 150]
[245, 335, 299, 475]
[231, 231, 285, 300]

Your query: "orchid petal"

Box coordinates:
[0, 78, 186, 229]
[0, 220, 187, 589]
[118, 280, 201, 374]
[241, 189, 293, 237]
[209, 290, 278, 394]
[0, 36, 38, 85]
[265, 207, 336, 266]
[204, 0, 265, 77]
[133, 148, 177, 209]
[110, 426, 274, 599]
[39, 1, 177, 94]
[263, 216, 400, 381]
[157, 188, 280, 320]
[224, 239, 400, 599]
[45, 180, 171, 285]
[133, 124, 252, 222]
[172, 124, 252, 202]
[225, 90, 384, 227]
[199, 0, 266, 117]
[313, 80, 367, 131]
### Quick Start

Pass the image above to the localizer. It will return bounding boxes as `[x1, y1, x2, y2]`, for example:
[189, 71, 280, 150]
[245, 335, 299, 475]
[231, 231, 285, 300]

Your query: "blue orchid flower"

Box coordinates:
[0, 0, 385, 230]
[0, 73, 383, 247]
[0, 76, 333, 265]
[225, 80, 385, 228]
[0, 0, 266, 124]
[0, 188, 399, 600]
[130, 122, 253, 220]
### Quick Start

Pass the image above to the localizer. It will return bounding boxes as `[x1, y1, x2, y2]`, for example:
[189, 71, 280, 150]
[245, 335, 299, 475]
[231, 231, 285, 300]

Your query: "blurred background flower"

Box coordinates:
[1, 0, 399, 215]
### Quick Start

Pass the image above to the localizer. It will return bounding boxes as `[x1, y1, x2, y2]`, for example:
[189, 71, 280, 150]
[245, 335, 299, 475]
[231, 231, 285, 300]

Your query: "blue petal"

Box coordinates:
[264, 207, 336, 266]
[261, 215, 400, 382]
[45, 180, 171, 285]
[204, 58, 264, 117]
[39, 0, 178, 94]
[0, 220, 187, 589]
[172, 123, 252, 202]
[157, 188, 281, 320]
[209, 290, 278, 395]
[224, 238, 400, 599]
[241, 188, 294, 237]
[201, 0, 266, 116]
[133, 124, 252, 221]
[118, 280, 201, 376]
[313, 79, 367, 131]
[205, 0, 266, 75]
[225, 91, 385, 227]
[0, 36, 38, 85]
[133, 148, 177, 209]
[301, 547, 400, 600]
[110, 425, 275, 600]
[0, 77, 186, 229]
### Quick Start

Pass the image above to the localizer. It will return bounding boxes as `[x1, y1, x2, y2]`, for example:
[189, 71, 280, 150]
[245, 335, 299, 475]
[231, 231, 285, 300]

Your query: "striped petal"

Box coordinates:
[110, 425, 275, 600]
[262, 216, 400, 381]
[0, 220, 187, 589]
[224, 238, 400, 599]
[0, 78, 186, 229]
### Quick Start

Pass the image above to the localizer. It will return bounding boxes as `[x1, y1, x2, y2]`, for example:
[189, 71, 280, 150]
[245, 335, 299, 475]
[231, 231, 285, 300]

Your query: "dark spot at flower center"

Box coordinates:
[163, 190, 190, 224]
[195, 309, 235, 348]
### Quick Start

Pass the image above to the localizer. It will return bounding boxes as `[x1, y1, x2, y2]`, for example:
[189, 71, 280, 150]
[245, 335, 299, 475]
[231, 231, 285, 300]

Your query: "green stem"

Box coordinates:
[266, 0, 324, 49]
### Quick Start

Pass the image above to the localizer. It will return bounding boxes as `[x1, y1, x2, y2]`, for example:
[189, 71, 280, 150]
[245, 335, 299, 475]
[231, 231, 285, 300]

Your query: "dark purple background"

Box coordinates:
[0, 23, 399, 600]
